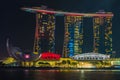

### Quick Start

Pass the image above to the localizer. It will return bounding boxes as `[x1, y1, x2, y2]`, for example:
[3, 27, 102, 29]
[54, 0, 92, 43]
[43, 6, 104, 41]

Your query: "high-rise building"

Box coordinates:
[22, 7, 113, 57]
[63, 16, 83, 57]
[33, 13, 55, 54]
[63, 12, 113, 57]
[93, 16, 112, 54]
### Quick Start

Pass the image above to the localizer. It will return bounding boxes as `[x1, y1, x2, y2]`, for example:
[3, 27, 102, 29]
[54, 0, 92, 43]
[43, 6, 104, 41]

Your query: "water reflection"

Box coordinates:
[0, 69, 120, 80]
[80, 70, 86, 80]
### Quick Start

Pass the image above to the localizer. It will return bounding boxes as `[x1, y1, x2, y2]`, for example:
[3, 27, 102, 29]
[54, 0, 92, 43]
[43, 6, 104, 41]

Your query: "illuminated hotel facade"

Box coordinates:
[33, 13, 55, 54]
[22, 7, 113, 57]
[63, 16, 83, 57]
[63, 14, 113, 57]
[93, 16, 112, 55]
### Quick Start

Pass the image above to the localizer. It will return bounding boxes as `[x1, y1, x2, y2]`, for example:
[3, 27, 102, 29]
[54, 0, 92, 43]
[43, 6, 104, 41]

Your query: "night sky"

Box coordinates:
[0, 0, 120, 59]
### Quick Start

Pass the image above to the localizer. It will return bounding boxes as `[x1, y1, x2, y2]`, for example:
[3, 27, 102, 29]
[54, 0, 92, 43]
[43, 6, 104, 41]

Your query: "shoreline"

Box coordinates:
[0, 66, 120, 70]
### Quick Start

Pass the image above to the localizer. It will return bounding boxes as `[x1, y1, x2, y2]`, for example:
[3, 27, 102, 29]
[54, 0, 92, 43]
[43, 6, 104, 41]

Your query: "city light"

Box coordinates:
[1, 7, 117, 69]
[24, 54, 30, 59]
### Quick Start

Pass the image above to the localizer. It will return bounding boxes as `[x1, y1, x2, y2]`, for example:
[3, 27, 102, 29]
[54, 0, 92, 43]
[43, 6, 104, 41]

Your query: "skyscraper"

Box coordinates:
[63, 12, 113, 57]
[63, 16, 83, 57]
[22, 7, 113, 57]
[93, 16, 112, 54]
[33, 13, 55, 54]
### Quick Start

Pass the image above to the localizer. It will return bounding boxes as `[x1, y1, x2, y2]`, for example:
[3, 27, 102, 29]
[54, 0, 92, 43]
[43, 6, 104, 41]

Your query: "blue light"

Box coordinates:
[68, 42, 74, 48]
[69, 53, 74, 57]
[69, 49, 73, 52]
[70, 39, 74, 41]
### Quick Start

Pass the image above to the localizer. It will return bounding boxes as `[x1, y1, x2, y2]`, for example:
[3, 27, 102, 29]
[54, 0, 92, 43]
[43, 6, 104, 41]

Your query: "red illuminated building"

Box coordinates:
[40, 52, 61, 60]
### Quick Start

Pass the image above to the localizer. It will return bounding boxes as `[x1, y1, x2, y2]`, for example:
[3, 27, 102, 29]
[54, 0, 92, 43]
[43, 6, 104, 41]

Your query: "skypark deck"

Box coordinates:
[21, 7, 113, 17]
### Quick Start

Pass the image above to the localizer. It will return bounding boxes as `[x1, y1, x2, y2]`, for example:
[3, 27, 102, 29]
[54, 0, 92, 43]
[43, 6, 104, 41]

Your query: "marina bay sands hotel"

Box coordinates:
[22, 7, 113, 58]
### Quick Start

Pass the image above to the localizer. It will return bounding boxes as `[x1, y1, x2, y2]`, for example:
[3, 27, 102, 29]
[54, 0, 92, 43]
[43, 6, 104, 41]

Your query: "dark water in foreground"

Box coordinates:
[0, 69, 120, 80]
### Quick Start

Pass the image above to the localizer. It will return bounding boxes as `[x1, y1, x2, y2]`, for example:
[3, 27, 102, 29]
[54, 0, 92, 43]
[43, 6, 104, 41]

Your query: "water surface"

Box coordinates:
[0, 69, 120, 80]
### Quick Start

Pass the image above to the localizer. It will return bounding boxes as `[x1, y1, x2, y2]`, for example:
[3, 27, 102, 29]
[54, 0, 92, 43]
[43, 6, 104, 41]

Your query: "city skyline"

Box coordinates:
[0, 0, 120, 59]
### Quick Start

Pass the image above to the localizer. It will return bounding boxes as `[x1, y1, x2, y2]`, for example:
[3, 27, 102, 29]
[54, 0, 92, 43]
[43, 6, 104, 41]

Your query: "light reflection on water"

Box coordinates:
[0, 69, 120, 80]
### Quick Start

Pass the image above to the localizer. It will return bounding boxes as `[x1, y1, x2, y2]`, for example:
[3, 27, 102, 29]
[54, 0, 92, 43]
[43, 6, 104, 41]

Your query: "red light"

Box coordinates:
[40, 52, 61, 60]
